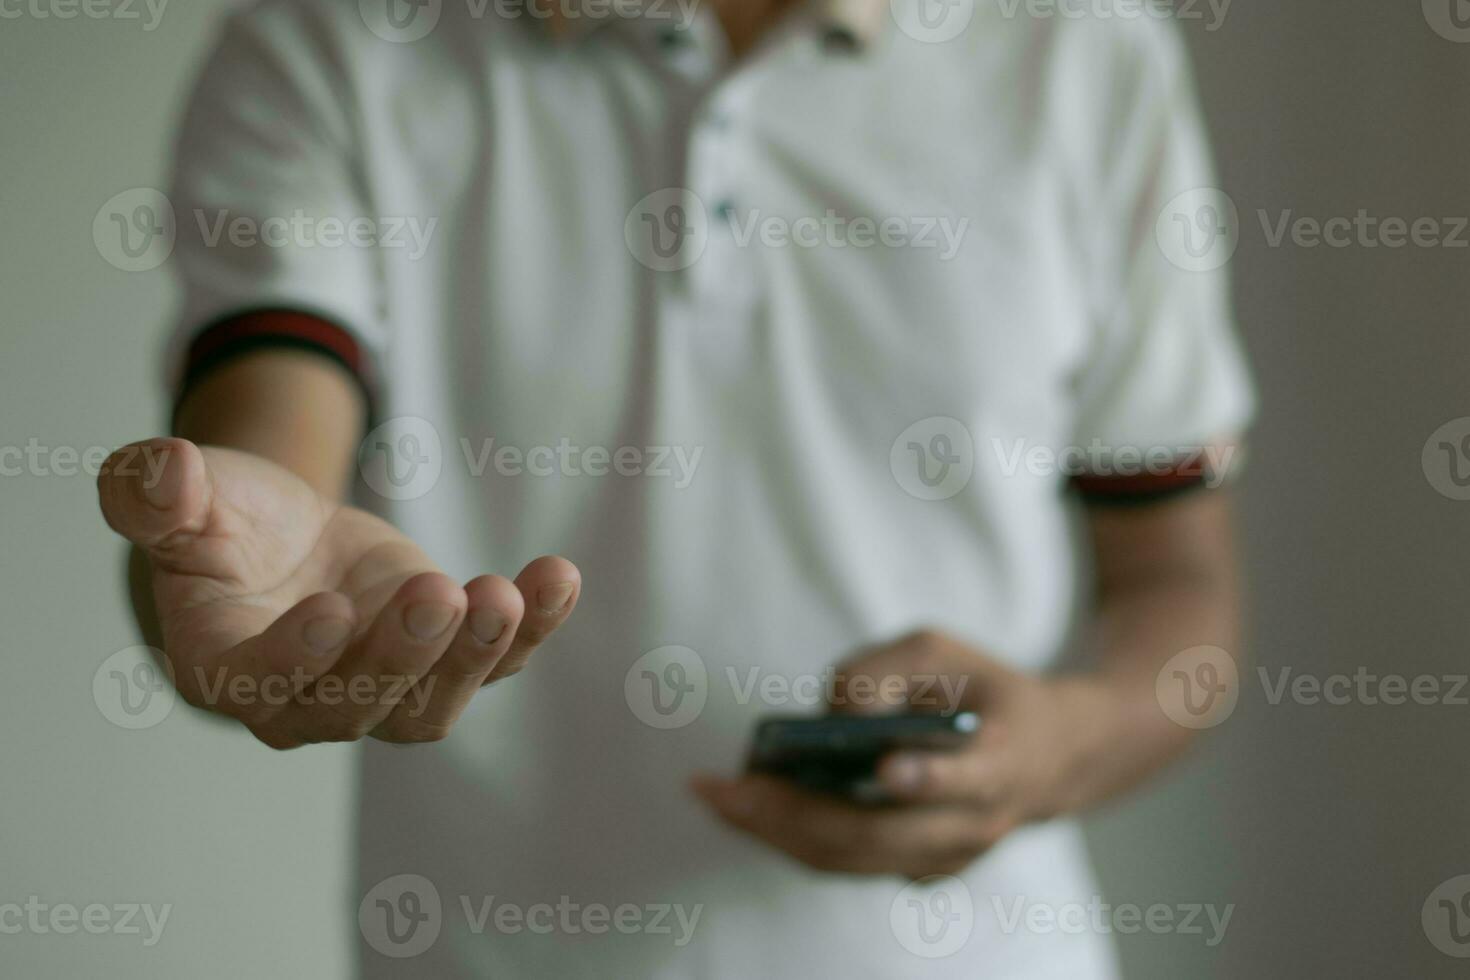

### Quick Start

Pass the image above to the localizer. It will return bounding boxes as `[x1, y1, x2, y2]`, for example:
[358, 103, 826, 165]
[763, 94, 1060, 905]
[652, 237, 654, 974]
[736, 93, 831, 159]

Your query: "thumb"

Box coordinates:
[98, 438, 212, 563]
[829, 629, 1001, 716]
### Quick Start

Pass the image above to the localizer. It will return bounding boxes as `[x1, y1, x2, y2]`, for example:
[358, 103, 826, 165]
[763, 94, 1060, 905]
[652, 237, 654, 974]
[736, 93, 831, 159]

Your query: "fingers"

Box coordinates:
[875, 749, 995, 807]
[97, 438, 212, 566]
[829, 630, 995, 715]
[829, 631, 947, 715]
[374, 575, 524, 742]
[185, 591, 358, 733]
[274, 572, 466, 743]
[484, 555, 581, 684]
[183, 556, 575, 747]
[692, 775, 989, 877]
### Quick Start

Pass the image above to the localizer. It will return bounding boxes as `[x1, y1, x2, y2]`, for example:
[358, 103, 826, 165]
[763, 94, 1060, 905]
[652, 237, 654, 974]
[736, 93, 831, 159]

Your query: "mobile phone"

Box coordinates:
[746, 712, 980, 804]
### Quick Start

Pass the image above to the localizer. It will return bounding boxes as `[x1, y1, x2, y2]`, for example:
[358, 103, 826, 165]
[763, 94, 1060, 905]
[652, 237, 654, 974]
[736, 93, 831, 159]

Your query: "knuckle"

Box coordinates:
[976, 818, 1014, 850]
[379, 718, 453, 744]
[891, 631, 943, 678]
[176, 683, 207, 711]
[435, 651, 500, 684]
[911, 653, 948, 683]
[486, 654, 531, 683]
[372, 653, 437, 685]
[845, 818, 884, 852]
[310, 702, 374, 743]
[229, 703, 273, 729]
[514, 621, 553, 648]
[174, 674, 221, 714]
[916, 856, 972, 879]
[797, 846, 848, 874]
[250, 726, 303, 752]
[907, 628, 946, 652]
[870, 823, 907, 855]
[968, 780, 998, 807]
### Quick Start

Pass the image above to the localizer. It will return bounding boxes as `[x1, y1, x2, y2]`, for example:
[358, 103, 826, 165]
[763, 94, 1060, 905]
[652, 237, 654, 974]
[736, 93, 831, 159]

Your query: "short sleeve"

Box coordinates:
[1067, 23, 1256, 487]
[163, 5, 386, 396]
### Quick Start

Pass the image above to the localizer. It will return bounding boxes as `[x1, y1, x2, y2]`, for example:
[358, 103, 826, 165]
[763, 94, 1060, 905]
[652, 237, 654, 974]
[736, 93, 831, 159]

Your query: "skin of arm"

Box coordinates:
[693, 488, 1244, 879]
[172, 350, 366, 498]
[1050, 489, 1242, 814]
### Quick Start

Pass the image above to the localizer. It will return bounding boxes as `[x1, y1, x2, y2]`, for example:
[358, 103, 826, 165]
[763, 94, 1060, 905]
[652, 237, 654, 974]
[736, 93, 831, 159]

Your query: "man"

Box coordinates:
[97, 0, 1255, 975]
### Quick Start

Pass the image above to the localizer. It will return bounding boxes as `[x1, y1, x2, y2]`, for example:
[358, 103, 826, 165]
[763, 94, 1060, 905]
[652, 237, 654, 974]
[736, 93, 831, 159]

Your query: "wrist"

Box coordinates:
[1037, 674, 1136, 817]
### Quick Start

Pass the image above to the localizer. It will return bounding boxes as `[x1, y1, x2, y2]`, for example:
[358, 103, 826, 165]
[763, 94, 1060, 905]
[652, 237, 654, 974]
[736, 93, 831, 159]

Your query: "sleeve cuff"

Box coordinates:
[1069, 445, 1241, 507]
[173, 308, 376, 423]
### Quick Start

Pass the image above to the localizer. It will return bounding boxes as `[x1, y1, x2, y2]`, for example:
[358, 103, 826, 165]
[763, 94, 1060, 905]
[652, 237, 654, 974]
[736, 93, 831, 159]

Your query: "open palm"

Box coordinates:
[98, 438, 580, 748]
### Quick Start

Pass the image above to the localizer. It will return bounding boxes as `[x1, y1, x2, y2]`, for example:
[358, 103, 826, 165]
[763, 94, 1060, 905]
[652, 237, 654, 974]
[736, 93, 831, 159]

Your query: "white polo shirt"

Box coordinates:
[166, 0, 1255, 976]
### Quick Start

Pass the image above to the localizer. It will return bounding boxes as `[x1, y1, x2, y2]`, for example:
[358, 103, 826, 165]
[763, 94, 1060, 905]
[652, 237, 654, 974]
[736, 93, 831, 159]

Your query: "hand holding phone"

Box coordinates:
[696, 631, 1086, 880]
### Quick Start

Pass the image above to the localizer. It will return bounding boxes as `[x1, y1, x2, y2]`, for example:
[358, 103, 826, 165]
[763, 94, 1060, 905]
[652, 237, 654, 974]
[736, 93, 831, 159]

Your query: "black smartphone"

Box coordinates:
[746, 712, 980, 804]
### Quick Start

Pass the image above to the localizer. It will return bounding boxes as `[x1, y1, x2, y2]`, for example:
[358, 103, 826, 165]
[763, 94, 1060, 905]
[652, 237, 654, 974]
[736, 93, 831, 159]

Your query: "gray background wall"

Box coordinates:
[2, 2, 1466, 976]
[1, 5, 355, 978]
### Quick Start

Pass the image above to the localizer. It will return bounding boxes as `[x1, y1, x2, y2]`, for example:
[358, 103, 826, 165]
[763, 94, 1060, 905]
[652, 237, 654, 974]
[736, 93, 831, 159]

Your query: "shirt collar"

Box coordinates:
[543, 0, 888, 49]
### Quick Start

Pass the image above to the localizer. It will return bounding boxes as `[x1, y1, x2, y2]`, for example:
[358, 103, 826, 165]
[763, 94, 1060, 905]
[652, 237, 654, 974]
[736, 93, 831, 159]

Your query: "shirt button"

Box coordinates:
[821, 26, 861, 54]
[657, 28, 691, 52]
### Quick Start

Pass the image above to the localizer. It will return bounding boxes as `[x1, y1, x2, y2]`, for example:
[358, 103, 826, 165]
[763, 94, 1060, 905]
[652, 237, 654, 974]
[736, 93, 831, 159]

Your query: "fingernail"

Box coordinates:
[303, 617, 352, 654]
[141, 451, 175, 510]
[404, 602, 457, 641]
[536, 583, 574, 614]
[469, 608, 508, 645]
[885, 756, 926, 793]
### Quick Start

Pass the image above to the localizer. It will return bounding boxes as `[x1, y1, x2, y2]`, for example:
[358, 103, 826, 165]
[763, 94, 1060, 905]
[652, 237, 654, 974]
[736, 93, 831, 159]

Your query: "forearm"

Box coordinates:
[1050, 493, 1243, 816]
[172, 349, 365, 499]
[1051, 569, 1240, 816]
